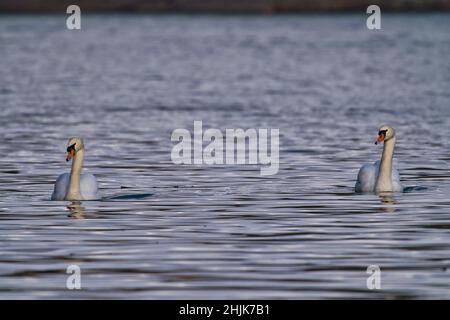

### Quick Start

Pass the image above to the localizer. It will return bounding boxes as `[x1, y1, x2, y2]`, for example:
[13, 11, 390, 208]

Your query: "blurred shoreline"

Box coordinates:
[1, 0, 450, 13]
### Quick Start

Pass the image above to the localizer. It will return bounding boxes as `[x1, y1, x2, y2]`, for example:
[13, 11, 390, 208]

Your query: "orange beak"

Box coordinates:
[66, 148, 75, 162]
[375, 132, 385, 145]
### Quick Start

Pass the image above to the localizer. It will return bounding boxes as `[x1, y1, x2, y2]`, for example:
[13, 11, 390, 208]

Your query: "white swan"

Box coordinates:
[355, 125, 403, 193]
[51, 137, 99, 201]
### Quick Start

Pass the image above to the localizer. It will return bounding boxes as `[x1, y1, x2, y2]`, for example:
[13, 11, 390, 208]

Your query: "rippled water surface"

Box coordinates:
[1, 14, 450, 299]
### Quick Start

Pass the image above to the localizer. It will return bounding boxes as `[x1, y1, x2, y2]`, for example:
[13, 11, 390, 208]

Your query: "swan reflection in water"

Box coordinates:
[378, 193, 398, 213]
[67, 201, 86, 219]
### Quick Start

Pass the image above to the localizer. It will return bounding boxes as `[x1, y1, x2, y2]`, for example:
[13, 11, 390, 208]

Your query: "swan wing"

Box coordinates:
[51, 173, 70, 200]
[355, 160, 403, 193]
[355, 161, 379, 193]
[80, 173, 99, 200]
[51, 173, 99, 200]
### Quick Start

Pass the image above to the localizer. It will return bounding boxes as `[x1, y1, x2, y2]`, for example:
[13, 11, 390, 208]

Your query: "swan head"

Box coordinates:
[375, 125, 395, 145]
[66, 137, 84, 162]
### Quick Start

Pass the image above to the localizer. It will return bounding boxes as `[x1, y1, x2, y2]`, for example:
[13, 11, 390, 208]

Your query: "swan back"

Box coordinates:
[51, 172, 99, 200]
[355, 160, 403, 193]
[79, 173, 99, 200]
[51, 173, 70, 200]
[355, 162, 378, 193]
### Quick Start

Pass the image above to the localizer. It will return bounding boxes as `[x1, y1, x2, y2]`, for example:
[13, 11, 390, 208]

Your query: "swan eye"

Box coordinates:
[67, 144, 76, 152]
[378, 129, 387, 135]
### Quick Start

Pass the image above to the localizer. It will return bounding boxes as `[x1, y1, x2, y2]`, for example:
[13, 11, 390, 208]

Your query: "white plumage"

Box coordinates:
[51, 137, 99, 201]
[51, 172, 99, 200]
[355, 160, 403, 193]
[355, 125, 404, 193]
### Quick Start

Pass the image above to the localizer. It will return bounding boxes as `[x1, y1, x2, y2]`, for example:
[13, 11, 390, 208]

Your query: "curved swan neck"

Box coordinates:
[376, 137, 395, 191]
[65, 149, 85, 200]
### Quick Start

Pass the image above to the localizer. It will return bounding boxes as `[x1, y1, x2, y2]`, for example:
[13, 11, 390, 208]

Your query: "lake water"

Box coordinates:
[1, 14, 450, 299]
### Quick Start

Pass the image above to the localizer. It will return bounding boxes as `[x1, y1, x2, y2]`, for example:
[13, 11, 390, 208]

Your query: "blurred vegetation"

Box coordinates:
[1, 0, 450, 13]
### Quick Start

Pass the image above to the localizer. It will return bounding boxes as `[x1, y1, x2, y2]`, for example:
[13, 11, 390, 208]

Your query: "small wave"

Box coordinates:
[105, 193, 153, 200]
[403, 186, 428, 193]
